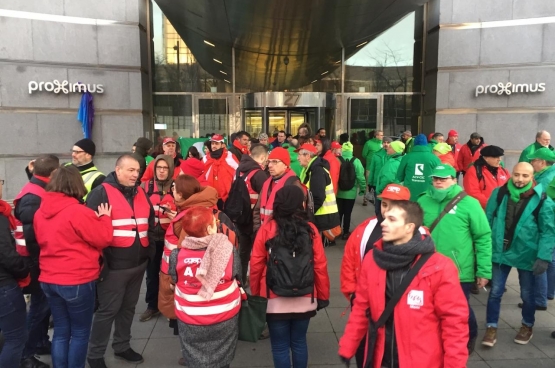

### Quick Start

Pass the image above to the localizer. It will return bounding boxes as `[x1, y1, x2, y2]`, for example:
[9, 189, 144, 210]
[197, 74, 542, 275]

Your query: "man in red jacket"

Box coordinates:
[338, 201, 468, 368]
[458, 132, 486, 175]
[447, 129, 462, 173]
[463, 145, 510, 209]
[204, 134, 239, 209]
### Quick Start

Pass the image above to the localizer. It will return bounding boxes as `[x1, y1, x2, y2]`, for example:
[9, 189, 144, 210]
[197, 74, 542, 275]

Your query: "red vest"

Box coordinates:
[242, 170, 260, 208]
[161, 211, 187, 274]
[174, 248, 240, 325]
[259, 169, 297, 224]
[103, 183, 150, 247]
[144, 180, 174, 230]
[13, 182, 45, 257]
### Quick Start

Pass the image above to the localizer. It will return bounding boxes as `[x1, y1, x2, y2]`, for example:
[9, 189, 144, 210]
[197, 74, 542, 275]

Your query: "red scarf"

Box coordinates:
[0, 200, 16, 230]
[233, 140, 250, 155]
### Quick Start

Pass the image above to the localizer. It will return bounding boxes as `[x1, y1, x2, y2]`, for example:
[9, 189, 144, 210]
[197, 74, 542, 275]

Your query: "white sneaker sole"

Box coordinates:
[481, 339, 496, 347]
[514, 334, 532, 345]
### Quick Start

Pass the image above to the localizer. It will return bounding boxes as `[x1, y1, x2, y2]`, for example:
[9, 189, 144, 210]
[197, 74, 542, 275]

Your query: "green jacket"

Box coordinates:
[486, 184, 555, 271]
[337, 151, 366, 199]
[375, 153, 403, 195]
[396, 146, 441, 201]
[362, 138, 383, 170]
[287, 145, 302, 177]
[427, 139, 438, 151]
[535, 165, 555, 194]
[368, 149, 388, 187]
[404, 137, 414, 154]
[418, 185, 492, 282]
[519, 141, 555, 163]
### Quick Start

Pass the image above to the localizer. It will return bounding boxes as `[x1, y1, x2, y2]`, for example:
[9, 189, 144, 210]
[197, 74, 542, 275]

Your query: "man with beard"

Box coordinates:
[482, 162, 555, 347]
[229, 130, 251, 162]
[458, 132, 487, 175]
[463, 145, 510, 209]
[204, 134, 239, 209]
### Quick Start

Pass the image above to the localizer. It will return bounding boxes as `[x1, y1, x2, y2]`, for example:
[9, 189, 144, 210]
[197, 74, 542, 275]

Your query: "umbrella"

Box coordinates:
[77, 91, 95, 139]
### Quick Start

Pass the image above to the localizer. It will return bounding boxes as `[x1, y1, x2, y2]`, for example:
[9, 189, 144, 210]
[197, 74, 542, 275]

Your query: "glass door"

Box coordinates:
[193, 95, 231, 139]
[347, 95, 382, 161]
[268, 110, 286, 136]
[289, 111, 306, 136]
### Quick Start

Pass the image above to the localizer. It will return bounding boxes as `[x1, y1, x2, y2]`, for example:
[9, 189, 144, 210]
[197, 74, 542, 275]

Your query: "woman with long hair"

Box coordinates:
[169, 207, 241, 368]
[250, 185, 330, 368]
[34, 165, 113, 368]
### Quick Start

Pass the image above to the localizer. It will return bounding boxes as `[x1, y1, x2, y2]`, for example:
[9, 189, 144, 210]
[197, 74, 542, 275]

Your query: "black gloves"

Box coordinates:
[339, 355, 351, 367]
[532, 259, 549, 276]
[317, 299, 329, 311]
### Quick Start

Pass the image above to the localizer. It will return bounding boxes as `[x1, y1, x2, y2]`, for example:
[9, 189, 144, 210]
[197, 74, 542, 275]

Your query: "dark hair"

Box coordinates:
[174, 175, 201, 201]
[286, 133, 292, 139]
[319, 137, 331, 156]
[46, 165, 86, 200]
[250, 138, 260, 144]
[368, 130, 375, 139]
[278, 130, 286, 135]
[271, 202, 314, 253]
[432, 132, 444, 140]
[388, 200, 423, 233]
[115, 154, 138, 167]
[229, 132, 237, 143]
[339, 133, 349, 144]
[33, 155, 60, 177]
[187, 146, 200, 159]
[236, 131, 250, 139]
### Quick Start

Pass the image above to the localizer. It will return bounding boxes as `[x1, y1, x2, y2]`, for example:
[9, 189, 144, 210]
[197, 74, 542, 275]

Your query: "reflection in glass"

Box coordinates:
[269, 111, 286, 136]
[349, 99, 377, 147]
[290, 112, 306, 135]
[153, 95, 193, 140]
[245, 110, 263, 137]
[199, 99, 228, 138]
[383, 95, 412, 137]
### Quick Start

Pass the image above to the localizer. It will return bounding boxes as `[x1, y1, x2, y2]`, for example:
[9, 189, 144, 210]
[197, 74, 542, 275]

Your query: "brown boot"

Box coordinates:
[514, 324, 533, 345]
[481, 326, 497, 347]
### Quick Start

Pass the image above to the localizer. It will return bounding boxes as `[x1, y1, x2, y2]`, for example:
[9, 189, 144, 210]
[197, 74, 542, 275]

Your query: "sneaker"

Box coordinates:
[139, 308, 160, 322]
[87, 358, 108, 368]
[481, 327, 497, 347]
[114, 348, 144, 363]
[341, 232, 351, 240]
[20, 356, 50, 368]
[517, 303, 547, 311]
[514, 324, 533, 345]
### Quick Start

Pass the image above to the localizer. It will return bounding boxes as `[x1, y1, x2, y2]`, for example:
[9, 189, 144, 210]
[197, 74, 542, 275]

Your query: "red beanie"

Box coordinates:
[268, 147, 291, 166]
[448, 130, 458, 137]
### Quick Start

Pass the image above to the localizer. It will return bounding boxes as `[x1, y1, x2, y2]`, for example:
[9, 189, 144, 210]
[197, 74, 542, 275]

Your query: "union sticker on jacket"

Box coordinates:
[407, 290, 424, 309]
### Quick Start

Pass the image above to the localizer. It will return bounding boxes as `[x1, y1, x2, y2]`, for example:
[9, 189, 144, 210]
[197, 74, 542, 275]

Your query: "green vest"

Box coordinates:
[65, 163, 104, 200]
[303, 164, 338, 216]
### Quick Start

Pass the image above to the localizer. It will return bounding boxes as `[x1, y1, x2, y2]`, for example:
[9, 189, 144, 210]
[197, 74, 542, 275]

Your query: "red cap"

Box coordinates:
[210, 134, 225, 142]
[378, 184, 411, 200]
[268, 147, 290, 166]
[314, 139, 321, 144]
[163, 137, 176, 145]
[428, 133, 435, 141]
[448, 129, 458, 137]
[331, 141, 342, 150]
[295, 143, 318, 154]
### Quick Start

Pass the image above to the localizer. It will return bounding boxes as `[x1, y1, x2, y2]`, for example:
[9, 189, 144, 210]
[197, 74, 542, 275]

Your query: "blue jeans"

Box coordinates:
[486, 263, 536, 328]
[535, 248, 555, 304]
[0, 281, 27, 367]
[267, 318, 311, 368]
[460, 283, 478, 340]
[41, 281, 96, 368]
[548, 249, 555, 299]
[22, 286, 51, 358]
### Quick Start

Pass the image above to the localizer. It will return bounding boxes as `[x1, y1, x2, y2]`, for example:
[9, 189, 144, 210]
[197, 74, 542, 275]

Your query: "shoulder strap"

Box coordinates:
[374, 252, 434, 328]
[429, 192, 468, 233]
[493, 185, 508, 217]
[533, 192, 547, 221]
[338, 156, 345, 164]
[147, 179, 155, 196]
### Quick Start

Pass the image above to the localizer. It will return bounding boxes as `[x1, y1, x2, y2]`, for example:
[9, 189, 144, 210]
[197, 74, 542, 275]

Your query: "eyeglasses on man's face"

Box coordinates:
[267, 160, 283, 166]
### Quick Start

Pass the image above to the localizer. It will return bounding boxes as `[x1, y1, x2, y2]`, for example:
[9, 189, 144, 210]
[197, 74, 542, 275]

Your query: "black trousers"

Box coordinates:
[337, 198, 356, 233]
[237, 229, 253, 283]
[145, 240, 164, 310]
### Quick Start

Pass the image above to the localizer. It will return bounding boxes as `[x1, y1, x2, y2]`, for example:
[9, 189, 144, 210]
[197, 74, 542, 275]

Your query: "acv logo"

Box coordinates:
[28, 80, 104, 94]
[415, 164, 424, 175]
[475, 82, 545, 97]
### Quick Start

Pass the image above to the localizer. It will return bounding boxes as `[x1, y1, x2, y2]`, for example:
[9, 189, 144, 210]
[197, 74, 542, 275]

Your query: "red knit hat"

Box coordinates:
[268, 147, 290, 166]
[448, 130, 458, 137]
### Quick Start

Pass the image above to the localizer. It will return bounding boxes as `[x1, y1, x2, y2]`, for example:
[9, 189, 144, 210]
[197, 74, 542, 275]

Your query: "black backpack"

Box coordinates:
[223, 170, 258, 225]
[265, 227, 315, 299]
[338, 157, 356, 191]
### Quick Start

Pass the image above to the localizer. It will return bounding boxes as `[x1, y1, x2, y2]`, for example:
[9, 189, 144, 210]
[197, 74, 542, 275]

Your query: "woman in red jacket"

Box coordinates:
[34, 165, 113, 368]
[250, 185, 330, 368]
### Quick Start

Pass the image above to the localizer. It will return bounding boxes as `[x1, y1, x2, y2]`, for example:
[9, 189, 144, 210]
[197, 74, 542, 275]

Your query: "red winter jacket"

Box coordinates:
[323, 150, 340, 195]
[179, 157, 208, 185]
[438, 153, 456, 169]
[34, 192, 113, 285]
[447, 140, 462, 171]
[463, 163, 510, 209]
[340, 218, 429, 300]
[250, 220, 330, 301]
[457, 140, 486, 173]
[204, 149, 238, 202]
[338, 239, 469, 368]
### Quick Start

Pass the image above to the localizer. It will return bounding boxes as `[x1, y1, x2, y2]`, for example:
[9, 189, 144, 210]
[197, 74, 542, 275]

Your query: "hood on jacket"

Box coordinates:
[181, 157, 205, 178]
[287, 145, 300, 164]
[38, 192, 81, 219]
[180, 186, 218, 210]
[466, 137, 484, 148]
[238, 154, 261, 174]
[135, 137, 153, 157]
[154, 155, 174, 181]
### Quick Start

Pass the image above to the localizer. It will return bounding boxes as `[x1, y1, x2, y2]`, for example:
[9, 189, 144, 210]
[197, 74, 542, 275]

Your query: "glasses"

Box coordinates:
[71, 150, 85, 154]
[156, 166, 169, 171]
[267, 160, 283, 165]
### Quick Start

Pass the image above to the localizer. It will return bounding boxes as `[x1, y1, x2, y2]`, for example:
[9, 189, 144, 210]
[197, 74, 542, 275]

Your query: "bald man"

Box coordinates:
[519, 130, 554, 163]
[482, 162, 555, 347]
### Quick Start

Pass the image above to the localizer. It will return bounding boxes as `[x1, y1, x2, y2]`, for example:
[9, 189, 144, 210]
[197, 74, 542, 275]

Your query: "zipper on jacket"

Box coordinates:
[451, 251, 462, 272]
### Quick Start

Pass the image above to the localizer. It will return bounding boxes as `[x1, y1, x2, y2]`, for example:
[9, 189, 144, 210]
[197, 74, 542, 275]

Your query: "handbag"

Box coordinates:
[238, 287, 268, 343]
[363, 252, 433, 368]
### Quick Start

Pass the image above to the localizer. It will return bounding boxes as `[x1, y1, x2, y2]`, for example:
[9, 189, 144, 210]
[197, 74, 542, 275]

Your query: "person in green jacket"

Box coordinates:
[375, 140, 405, 216]
[400, 131, 413, 153]
[397, 134, 441, 201]
[283, 142, 302, 176]
[367, 137, 392, 199]
[482, 162, 555, 348]
[417, 163, 492, 354]
[337, 142, 366, 239]
[361, 130, 383, 205]
[519, 130, 553, 163]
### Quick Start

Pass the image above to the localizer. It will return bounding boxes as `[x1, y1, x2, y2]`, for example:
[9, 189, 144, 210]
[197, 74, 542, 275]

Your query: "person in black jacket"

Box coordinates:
[229, 131, 251, 162]
[0, 178, 30, 368]
[16, 154, 59, 368]
[86, 155, 156, 368]
[234, 144, 270, 283]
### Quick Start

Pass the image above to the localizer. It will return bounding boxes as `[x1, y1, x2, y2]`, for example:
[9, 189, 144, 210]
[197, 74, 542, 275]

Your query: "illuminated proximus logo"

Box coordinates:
[28, 80, 104, 94]
[475, 82, 545, 97]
